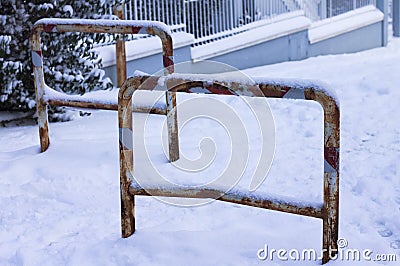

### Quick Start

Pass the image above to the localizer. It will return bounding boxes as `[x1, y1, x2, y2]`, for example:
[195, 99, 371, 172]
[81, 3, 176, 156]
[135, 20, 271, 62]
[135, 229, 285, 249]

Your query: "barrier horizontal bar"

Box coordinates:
[131, 187, 324, 219]
[47, 99, 166, 115]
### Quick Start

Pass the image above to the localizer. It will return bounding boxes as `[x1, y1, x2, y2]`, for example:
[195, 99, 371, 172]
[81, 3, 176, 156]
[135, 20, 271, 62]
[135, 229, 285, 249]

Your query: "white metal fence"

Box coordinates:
[107, 0, 376, 45]
[326, 0, 376, 17]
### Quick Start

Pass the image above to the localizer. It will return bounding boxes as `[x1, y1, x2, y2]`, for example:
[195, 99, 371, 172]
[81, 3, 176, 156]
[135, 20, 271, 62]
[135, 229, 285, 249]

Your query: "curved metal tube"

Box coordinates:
[118, 74, 339, 264]
[30, 18, 175, 152]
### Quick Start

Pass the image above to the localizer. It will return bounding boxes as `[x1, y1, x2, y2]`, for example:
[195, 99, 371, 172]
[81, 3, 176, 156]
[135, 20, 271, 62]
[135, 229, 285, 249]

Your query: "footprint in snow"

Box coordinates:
[378, 228, 393, 237]
[390, 240, 400, 249]
[0, 146, 40, 161]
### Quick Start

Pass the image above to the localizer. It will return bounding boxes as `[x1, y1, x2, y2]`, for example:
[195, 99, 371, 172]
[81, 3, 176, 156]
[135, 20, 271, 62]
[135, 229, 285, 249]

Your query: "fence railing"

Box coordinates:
[326, 0, 376, 17]
[106, 0, 377, 45]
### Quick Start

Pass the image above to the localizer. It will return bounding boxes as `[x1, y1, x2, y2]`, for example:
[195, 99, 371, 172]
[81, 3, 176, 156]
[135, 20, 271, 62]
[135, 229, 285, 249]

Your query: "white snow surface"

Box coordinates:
[1, 38, 400, 265]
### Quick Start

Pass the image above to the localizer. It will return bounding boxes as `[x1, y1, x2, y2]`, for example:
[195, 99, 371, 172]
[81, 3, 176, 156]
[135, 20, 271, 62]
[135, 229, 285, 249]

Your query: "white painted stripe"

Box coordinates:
[283, 88, 305, 99]
[32, 51, 42, 67]
[324, 159, 336, 173]
[119, 128, 133, 150]
[138, 27, 148, 35]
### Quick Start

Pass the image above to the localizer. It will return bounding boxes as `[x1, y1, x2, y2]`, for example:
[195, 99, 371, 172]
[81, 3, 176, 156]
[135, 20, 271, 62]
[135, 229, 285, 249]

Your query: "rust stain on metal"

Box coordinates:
[114, 3, 127, 88]
[37, 99, 49, 152]
[302, 88, 340, 264]
[132, 186, 323, 219]
[259, 84, 291, 98]
[46, 99, 166, 115]
[165, 91, 179, 162]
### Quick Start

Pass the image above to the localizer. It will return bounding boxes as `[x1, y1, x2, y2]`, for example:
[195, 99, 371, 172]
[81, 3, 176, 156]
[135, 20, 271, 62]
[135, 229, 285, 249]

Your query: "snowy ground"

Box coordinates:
[1, 38, 399, 265]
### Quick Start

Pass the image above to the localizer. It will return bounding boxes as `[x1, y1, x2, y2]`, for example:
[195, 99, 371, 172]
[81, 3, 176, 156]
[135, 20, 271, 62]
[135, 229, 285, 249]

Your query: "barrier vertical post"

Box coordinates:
[308, 90, 340, 264]
[166, 90, 179, 162]
[118, 80, 135, 237]
[30, 28, 50, 152]
[114, 2, 127, 88]
[162, 35, 179, 162]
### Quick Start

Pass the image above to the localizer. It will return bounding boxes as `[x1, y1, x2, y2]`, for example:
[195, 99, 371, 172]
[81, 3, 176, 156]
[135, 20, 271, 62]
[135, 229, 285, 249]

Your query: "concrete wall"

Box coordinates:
[308, 22, 383, 57]
[103, 44, 192, 81]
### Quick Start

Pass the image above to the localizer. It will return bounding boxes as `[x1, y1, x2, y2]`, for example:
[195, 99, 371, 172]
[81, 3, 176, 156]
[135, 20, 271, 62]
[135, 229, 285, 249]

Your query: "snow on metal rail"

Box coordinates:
[118, 73, 340, 264]
[30, 18, 177, 154]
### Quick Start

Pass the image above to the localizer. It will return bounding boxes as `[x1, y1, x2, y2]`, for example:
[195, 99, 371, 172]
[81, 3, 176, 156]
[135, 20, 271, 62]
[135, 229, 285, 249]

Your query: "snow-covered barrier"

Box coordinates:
[30, 18, 177, 156]
[118, 73, 340, 264]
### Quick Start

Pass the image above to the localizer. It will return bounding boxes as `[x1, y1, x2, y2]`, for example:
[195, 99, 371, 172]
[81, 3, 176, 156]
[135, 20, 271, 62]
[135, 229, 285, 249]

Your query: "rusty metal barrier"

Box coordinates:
[118, 73, 340, 264]
[30, 18, 179, 160]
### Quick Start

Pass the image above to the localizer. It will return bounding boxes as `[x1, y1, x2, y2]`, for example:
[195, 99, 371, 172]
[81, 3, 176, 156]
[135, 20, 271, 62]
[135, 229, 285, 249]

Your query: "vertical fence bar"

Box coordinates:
[394, 0, 400, 37]
[218, 0, 222, 32]
[220, 0, 224, 32]
[198, 1, 203, 39]
[270, 0, 273, 18]
[127, 0, 132, 20]
[164, 0, 169, 25]
[143, 0, 147, 20]
[186, 1, 190, 37]
[133, 0, 137, 19]
[208, 0, 212, 36]
[223, 0, 227, 31]
[229, 0, 234, 30]
[376, 0, 389, 46]
[182, 0, 187, 33]
[321, 0, 327, 19]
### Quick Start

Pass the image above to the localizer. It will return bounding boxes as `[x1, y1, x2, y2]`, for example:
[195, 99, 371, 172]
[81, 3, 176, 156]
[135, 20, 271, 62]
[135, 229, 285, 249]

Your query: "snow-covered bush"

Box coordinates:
[0, 0, 119, 117]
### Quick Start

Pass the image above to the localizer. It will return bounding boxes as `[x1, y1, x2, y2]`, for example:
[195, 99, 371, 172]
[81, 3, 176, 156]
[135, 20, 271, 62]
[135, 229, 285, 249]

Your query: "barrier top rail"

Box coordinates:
[30, 18, 175, 153]
[31, 18, 174, 72]
[118, 73, 340, 264]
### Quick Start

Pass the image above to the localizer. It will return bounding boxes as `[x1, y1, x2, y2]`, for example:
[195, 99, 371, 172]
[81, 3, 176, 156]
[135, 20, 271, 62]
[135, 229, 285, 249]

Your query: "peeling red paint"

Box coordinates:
[131, 26, 142, 34]
[162, 55, 174, 69]
[325, 147, 339, 170]
[43, 24, 56, 32]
